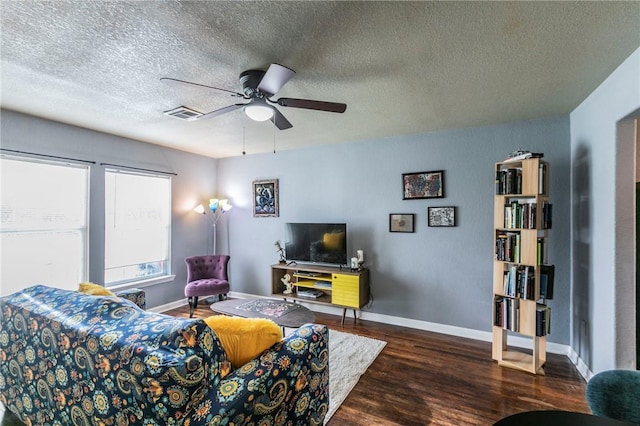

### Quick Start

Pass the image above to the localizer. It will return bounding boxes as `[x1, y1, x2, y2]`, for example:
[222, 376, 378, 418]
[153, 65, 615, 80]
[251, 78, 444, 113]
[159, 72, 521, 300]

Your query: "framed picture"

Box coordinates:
[428, 206, 456, 227]
[253, 179, 279, 217]
[389, 213, 415, 233]
[402, 170, 444, 199]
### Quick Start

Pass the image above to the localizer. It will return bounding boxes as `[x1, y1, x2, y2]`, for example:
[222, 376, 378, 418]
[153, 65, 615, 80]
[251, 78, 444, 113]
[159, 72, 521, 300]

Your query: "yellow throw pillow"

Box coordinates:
[204, 315, 283, 369]
[78, 282, 115, 297]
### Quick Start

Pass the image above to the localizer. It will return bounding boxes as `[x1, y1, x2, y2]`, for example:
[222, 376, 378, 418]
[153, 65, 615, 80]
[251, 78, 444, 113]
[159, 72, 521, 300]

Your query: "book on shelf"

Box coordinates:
[542, 203, 552, 229]
[314, 281, 332, 289]
[537, 237, 548, 265]
[297, 289, 324, 298]
[536, 305, 551, 336]
[538, 162, 548, 194]
[494, 296, 520, 332]
[539, 264, 555, 299]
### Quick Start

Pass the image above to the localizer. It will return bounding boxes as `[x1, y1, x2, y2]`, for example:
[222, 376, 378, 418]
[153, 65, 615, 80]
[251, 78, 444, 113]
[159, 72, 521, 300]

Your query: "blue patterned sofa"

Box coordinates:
[112, 287, 147, 310]
[0, 285, 329, 425]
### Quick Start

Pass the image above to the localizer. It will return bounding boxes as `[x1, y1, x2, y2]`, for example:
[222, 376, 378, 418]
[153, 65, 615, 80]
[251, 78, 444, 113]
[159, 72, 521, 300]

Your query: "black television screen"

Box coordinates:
[285, 223, 347, 266]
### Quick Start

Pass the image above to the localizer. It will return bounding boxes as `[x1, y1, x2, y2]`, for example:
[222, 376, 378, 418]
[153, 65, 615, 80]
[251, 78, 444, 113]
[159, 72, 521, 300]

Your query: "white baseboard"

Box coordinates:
[568, 346, 594, 381]
[157, 291, 585, 377]
[148, 299, 188, 313]
[149, 295, 245, 314]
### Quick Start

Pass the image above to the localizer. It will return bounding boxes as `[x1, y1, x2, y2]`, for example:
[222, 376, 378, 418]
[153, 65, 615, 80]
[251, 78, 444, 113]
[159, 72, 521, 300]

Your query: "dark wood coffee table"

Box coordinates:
[210, 298, 315, 329]
[494, 410, 635, 425]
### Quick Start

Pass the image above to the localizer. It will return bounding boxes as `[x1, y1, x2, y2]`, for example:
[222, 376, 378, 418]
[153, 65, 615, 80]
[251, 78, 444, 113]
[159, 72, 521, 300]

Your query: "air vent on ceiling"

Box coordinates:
[163, 106, 203, 121]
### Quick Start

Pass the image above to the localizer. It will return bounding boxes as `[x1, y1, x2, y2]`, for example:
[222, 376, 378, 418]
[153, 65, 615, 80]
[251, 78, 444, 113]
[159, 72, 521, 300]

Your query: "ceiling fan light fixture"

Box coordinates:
[244, 104, 273, 121]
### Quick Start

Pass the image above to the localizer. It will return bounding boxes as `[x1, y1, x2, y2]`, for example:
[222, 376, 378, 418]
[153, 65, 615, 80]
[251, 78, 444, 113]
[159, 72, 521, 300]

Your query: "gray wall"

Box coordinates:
[218, 116, 572, 344]
[569, 47, 640, 373]
[0, 109, 218, 309]
[0, 110, 575, 346]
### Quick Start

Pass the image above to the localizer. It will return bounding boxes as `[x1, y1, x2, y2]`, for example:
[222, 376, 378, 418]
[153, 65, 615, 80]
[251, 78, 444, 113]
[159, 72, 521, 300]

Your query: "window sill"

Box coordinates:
[107, 275, 175, 291]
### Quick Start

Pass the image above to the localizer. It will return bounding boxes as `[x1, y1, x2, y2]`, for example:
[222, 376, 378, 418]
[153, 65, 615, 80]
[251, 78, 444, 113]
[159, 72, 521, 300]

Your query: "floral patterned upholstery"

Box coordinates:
[0, 285, 329, 425]
[114, 288, 146, 310]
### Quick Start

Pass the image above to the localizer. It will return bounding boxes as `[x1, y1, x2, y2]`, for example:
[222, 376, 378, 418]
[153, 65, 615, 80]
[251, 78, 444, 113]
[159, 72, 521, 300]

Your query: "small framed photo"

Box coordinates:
[403, 170, 444, 199]
[253, 179, 279, 217]
[428, 206, 456, 227]
[389, 213, 415, 233]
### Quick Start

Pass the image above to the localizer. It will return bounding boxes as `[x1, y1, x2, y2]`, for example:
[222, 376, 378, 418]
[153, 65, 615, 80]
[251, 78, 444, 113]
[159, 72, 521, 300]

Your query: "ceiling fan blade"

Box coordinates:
[257, 64, 296, 96]
[161, 77, 244, 97]
[276, 97, 347, 113]
[270, 107, 293, 130]
[196, 103, 245, 120]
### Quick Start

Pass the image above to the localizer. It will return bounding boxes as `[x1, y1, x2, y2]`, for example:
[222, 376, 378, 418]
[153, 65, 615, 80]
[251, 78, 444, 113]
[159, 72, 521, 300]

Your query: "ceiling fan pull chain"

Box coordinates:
[242, 115, 246, 156]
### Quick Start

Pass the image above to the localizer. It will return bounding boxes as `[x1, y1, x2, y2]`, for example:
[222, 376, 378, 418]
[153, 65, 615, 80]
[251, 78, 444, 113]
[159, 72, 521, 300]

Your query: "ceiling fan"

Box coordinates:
[161, 63, 347, 130]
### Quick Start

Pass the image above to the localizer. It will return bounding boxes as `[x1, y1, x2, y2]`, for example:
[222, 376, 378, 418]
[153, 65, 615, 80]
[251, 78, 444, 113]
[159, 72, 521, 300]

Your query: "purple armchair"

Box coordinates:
[185, 255, 230, 317]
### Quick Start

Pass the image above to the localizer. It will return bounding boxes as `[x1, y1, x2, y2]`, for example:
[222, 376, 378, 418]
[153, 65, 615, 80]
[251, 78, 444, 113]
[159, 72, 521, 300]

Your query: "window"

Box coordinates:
[0, 156, 89, 296]
[104, 169, 171, 286]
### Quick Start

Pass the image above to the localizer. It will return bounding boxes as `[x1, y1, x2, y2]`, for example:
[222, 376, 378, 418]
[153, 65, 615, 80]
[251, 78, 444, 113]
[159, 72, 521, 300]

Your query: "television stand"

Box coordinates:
[271, 264, 370, 325]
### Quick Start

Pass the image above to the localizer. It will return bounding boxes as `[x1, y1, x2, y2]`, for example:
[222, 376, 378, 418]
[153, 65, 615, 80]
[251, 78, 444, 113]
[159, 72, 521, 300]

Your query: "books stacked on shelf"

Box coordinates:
[314, 281, 332, 289]
[297, 289, 324, 299]
[504, 200, 552, 229]
[494, 297, 520, 332]
[504, 200, 536, 229]
[502, 150, 544, 163]
[495, 167, 522, 195]
[539, 264, 555, 299]
[502, 265, 535, 300]
[536, 305, 551, 336]
[495, 231, 520, 262]
[496, 157, 548, 196]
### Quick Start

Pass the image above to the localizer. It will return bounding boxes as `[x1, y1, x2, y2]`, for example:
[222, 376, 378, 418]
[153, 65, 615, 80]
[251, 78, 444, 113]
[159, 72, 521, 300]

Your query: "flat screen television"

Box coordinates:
[285, 223, 347, 266]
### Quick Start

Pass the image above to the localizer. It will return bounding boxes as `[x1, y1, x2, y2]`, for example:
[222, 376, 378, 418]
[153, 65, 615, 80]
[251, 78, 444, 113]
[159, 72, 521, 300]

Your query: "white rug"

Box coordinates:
[325, 329, 387, 424]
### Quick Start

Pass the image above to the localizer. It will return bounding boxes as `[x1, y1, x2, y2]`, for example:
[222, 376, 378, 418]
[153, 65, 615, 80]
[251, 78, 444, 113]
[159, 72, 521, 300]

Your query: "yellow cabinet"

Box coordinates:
[332, 274, 362, 308]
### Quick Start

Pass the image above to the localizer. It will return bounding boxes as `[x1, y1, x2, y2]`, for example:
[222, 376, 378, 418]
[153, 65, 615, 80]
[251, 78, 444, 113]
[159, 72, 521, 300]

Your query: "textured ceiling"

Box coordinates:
[1, 1, 639, 158]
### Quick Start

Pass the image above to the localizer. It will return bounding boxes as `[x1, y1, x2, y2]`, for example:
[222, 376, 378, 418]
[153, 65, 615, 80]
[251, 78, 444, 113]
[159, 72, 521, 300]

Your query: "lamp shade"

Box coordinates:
[209, 198, 219, 213]
[244, 104, 273, 121]
[193, 204, 206, 214]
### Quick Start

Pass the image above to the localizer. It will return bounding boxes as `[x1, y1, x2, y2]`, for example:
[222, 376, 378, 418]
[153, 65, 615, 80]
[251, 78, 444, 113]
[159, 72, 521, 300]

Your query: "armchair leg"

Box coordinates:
[188, 296, 199, 318]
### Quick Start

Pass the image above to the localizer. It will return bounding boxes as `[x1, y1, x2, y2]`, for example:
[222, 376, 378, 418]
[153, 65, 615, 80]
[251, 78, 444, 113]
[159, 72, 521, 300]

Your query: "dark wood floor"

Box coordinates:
[1, 300, 590, 425]
[167, 300, 590, 425]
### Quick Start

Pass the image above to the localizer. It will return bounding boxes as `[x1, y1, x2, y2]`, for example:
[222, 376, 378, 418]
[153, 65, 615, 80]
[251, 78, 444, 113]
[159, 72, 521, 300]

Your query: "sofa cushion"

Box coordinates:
[78, 281, 115, 296]
[204, 315, 283, 368]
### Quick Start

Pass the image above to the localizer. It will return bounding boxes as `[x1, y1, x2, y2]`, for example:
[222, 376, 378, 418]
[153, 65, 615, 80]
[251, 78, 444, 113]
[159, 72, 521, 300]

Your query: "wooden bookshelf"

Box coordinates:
[492, 157, 552, 375]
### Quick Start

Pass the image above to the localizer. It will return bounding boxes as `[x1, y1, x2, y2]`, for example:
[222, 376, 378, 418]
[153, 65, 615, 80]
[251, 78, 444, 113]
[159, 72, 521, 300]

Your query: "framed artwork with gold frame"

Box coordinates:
[253, 179, 279, 217]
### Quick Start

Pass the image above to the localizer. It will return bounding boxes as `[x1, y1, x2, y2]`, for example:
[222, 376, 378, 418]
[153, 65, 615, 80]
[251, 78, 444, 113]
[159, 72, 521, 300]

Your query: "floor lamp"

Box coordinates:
[194, 198, 232, 254]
